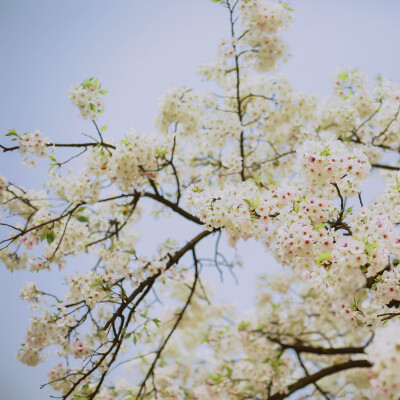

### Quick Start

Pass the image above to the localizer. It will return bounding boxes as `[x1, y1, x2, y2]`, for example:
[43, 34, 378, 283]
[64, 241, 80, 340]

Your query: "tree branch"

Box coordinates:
[269, 359, 371, 400]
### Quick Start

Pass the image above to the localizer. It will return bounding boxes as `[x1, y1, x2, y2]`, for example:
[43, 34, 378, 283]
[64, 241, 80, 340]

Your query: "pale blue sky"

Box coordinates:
[1, 1, 400, 399]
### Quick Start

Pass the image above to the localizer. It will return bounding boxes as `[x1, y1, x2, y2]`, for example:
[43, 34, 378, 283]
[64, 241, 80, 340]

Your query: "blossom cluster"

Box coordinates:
[366, 320, 400, 397]
[318, 67, 400, 152]
[239, 0, 291, 71]
[155, 87, 202, 135]
[184, 181, 278, 243]
[19, 282, 39, 302]
[373, 267, 400, 306]
[4, 0, 400, 398]
[371, 171, 400, 224]
[69, 78, 106, 120]
[272, 198, 335, 265]
[49, 171, 101, 204]
[107, 130, 168, 189]
[17, 310, 74, 367]
[297, 138, 371, 198]
[0, 175, 7, 203]
[47, 363, 84, 395]
[0, 248, 30, 272]
[70, 339, 91, 359]
[348, 208, 400, 277]
[65, 272, 108, 309]
[15, 130, 50, 167]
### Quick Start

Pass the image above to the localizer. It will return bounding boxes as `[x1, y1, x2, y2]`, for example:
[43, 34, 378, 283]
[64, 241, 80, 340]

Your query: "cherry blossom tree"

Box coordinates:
[2, 0, 400, 398]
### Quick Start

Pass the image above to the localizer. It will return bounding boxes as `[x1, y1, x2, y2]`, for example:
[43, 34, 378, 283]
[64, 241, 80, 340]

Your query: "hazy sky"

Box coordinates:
[1, 1, 400, 398]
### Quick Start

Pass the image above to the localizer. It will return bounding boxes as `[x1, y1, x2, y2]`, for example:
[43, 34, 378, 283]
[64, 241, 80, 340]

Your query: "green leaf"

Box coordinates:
[133, 335, 138, 345]
[238, 321, 250, 331]
[155, 147, 167, 157]
[243, 199, 253, 208]
[250, 173, 262, 184]
[101, 125, 107, 131]
[338, 72, 349, 80]
[390, 176, 400, 191]
[319, 145, 331, 157]
[254, 323, 266, 332]
[5, 129, 19, 137]
[40, 232, 47, 242]
[140, 309, 148, 319]
[152, 318, 161, 327]
[365, 242, 378, 254]
[123, 249, 137, 256]
[345, 206, 354, 215]
[46, 232, 56, 244]
[315, 252, 331, 265]
[90, 276, 104, 288]
[268, 177, 280, 185]
[77, 215, 90, 223]
[194, 185, 205, 193]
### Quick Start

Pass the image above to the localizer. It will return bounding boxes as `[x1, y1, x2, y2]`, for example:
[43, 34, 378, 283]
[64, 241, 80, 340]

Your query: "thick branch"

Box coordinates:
[269, 359, 371, 400]
[143, 192, 202, 225]
[137, 247, 199, 399]
[0, 141, 116, 153]
[103, 229, 215, 330]
[371, 163, 400, 171]
[271, 340, 366, 355]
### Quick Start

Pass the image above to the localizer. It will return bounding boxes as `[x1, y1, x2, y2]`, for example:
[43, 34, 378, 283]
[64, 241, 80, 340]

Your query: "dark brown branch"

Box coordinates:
[239, 93, 274, 105]
[352, 99, 382, 137]
[372, 163, 400, 171]
[371, 102, 400, 144]
[295, 352, 331, 400]
[269, 338, 366, 355]
[226, 0, 245, 181]
[137, 247, 199, 399]
[1, 141, 116, 153]
[85, 193, 140, 248]
[247, 150, 295, 169]
[0, 202, 84, 249]
[269, 359, 371, 400]
[377, 311, 400, 322]
[102, 229, 215, 331]
[49, 212, 73, 261]
[143, 192, 202, 225]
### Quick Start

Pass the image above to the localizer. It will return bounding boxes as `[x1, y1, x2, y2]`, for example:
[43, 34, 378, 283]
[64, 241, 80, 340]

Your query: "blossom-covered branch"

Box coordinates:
[3, 0, 400, 398]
